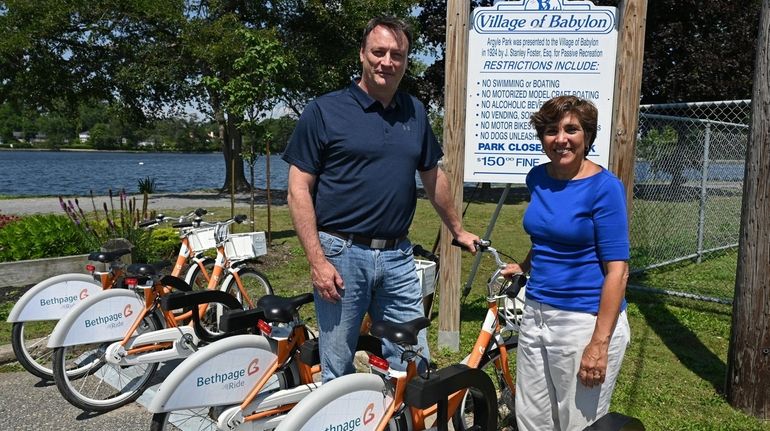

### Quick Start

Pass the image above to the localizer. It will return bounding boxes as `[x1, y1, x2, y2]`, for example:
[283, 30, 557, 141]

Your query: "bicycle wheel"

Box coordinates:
[150, 409, 218, 431]
[453, 335, 518, 431]
[223, 267, 273, 309]
[52, 312, 163, 412]
[11, 321, 57, 380]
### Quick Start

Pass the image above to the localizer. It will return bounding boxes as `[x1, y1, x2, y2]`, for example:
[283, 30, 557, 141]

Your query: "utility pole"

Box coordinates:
[438, 0, 470, 351]
[726, 0, 770, 418]
[609, 0, 648, 218]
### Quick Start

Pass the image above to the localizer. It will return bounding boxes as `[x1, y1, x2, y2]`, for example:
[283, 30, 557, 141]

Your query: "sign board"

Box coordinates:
[464, 0, 618, 183]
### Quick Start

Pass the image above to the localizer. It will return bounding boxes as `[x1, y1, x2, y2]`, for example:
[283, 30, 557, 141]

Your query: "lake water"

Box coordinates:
[0, 150, 290, 197]
[1, 150, 744, 197]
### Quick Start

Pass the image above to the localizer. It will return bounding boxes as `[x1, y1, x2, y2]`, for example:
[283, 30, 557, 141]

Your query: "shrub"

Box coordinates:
[146, 227, 182, 262]
[0, 214, 91, 262]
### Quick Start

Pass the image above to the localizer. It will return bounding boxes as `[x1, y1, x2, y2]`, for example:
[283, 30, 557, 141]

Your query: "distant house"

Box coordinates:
[137, 140, 155, 148]
[78, 131, 90, 143]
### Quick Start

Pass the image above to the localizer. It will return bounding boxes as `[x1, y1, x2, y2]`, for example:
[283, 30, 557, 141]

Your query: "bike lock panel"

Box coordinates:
[404, 363, 497, 431]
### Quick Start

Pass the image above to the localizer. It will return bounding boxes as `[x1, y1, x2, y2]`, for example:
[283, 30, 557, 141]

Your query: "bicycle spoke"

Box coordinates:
[168, 409, 216, 430]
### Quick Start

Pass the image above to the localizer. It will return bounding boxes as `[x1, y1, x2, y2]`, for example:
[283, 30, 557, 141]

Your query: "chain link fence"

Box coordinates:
[630, 100, 750, 280]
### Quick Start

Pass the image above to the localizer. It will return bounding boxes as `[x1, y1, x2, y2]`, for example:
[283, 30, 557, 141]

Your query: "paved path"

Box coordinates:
[0, 190, 287, 216]
[0, 371, 158, 430]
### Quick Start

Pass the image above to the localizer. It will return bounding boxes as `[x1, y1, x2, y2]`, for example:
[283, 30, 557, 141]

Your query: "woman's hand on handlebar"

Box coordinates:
[501, 263, 525, 278]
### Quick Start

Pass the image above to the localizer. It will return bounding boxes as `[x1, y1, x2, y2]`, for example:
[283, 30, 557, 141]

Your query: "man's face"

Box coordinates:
[359, 25, 409, 100]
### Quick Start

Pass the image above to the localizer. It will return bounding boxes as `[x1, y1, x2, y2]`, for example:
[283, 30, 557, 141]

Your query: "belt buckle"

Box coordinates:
[370, 238, 388, 249]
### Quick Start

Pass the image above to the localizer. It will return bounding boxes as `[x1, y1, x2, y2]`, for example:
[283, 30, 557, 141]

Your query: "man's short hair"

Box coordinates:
[361, 16, 413, 52]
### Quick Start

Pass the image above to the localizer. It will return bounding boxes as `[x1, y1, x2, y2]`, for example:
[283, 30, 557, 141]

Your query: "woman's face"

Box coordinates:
[542, 113, 587, 168]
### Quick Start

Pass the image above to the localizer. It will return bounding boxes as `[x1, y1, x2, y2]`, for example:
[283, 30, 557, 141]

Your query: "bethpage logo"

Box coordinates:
[40, 295, 79, 308]
[40, 288, 93, 310]
[82, 304, 134, 329]
[324, 402, 377, 431]
[196, 358, 260, 390]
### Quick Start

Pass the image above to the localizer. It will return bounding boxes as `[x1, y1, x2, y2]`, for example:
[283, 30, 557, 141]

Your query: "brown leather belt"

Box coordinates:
[320, 230, 407, 250]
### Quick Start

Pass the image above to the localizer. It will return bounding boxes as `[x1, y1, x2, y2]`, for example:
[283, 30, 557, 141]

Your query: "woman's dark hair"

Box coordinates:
[530, 96, 598, 158]
[361, 16, 413, 53]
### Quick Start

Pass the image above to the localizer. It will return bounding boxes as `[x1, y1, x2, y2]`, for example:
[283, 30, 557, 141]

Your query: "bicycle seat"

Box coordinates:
[160, 289, 242, 312]
[257, 293, 314, 323]
[220, 307, 266, 333]
[88, 248, 132, 263]
[126, 261, 170, 277]
[370, 317, 431, 346]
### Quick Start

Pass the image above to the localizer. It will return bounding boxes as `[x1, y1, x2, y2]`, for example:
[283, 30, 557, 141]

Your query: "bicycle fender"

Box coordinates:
[6, 273, 101, 322]
[46, 289, 144, 348]
[275, 373, 388, 431]
[148, 334, 276, 413]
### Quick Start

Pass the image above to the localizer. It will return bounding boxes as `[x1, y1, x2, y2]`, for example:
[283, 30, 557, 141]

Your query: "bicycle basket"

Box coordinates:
[415, 259, 437, 296]
[224, 232, 267, 260]
[187, 226, 217, 252]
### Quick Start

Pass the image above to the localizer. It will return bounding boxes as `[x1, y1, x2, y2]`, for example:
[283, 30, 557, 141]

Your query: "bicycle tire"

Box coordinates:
[453, 335, 518, 431]
[52, 312, 163, 412]
[12, 321, 55, 380]
[222, 267, 273, 309]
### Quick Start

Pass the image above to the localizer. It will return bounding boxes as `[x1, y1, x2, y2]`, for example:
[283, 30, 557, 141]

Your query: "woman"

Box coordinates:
[503, 95, 631, 430]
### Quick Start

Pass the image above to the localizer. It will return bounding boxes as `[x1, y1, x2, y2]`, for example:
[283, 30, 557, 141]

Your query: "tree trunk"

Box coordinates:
[219, 111, 251, 193]
[726, 0, 770, 418]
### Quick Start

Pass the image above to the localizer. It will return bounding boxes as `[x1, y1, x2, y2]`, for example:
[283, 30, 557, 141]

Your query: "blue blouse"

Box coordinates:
[523, 164, 630, 313]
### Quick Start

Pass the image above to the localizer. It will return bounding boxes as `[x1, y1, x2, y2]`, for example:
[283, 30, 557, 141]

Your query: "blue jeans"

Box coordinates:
[315, 231, 430, 382]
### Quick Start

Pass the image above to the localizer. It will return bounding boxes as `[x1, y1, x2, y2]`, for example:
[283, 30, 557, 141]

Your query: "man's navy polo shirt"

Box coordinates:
[283, 80, 443, 238]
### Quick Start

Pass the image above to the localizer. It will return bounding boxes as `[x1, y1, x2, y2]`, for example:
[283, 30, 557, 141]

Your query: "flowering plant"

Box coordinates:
[58, 189, 159, 262]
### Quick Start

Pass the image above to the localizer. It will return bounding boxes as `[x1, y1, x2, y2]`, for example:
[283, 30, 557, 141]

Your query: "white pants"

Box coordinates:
[515, 298, 630, 431]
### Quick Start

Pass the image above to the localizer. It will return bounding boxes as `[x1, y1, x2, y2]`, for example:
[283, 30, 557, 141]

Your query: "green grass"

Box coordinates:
[1, 198, 765, 430]
[630, 195, 742, 269]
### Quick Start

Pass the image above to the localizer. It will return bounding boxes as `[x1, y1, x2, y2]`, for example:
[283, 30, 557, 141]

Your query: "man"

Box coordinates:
[283, 16, 478, 382]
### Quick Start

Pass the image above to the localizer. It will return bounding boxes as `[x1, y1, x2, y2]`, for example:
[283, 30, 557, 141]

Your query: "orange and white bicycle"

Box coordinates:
[6, 208, 215, 380]
[47, 215, 272, 412]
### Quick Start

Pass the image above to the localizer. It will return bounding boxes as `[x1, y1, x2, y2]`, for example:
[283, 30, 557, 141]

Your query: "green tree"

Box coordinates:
[1, 1, 416, 187]
[258, 116, 297, 153]
[35, 111, 76, 147]
[269, 0, 416, 114]
[88, 123, 122, 150]
[0, 1, 186, 117]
